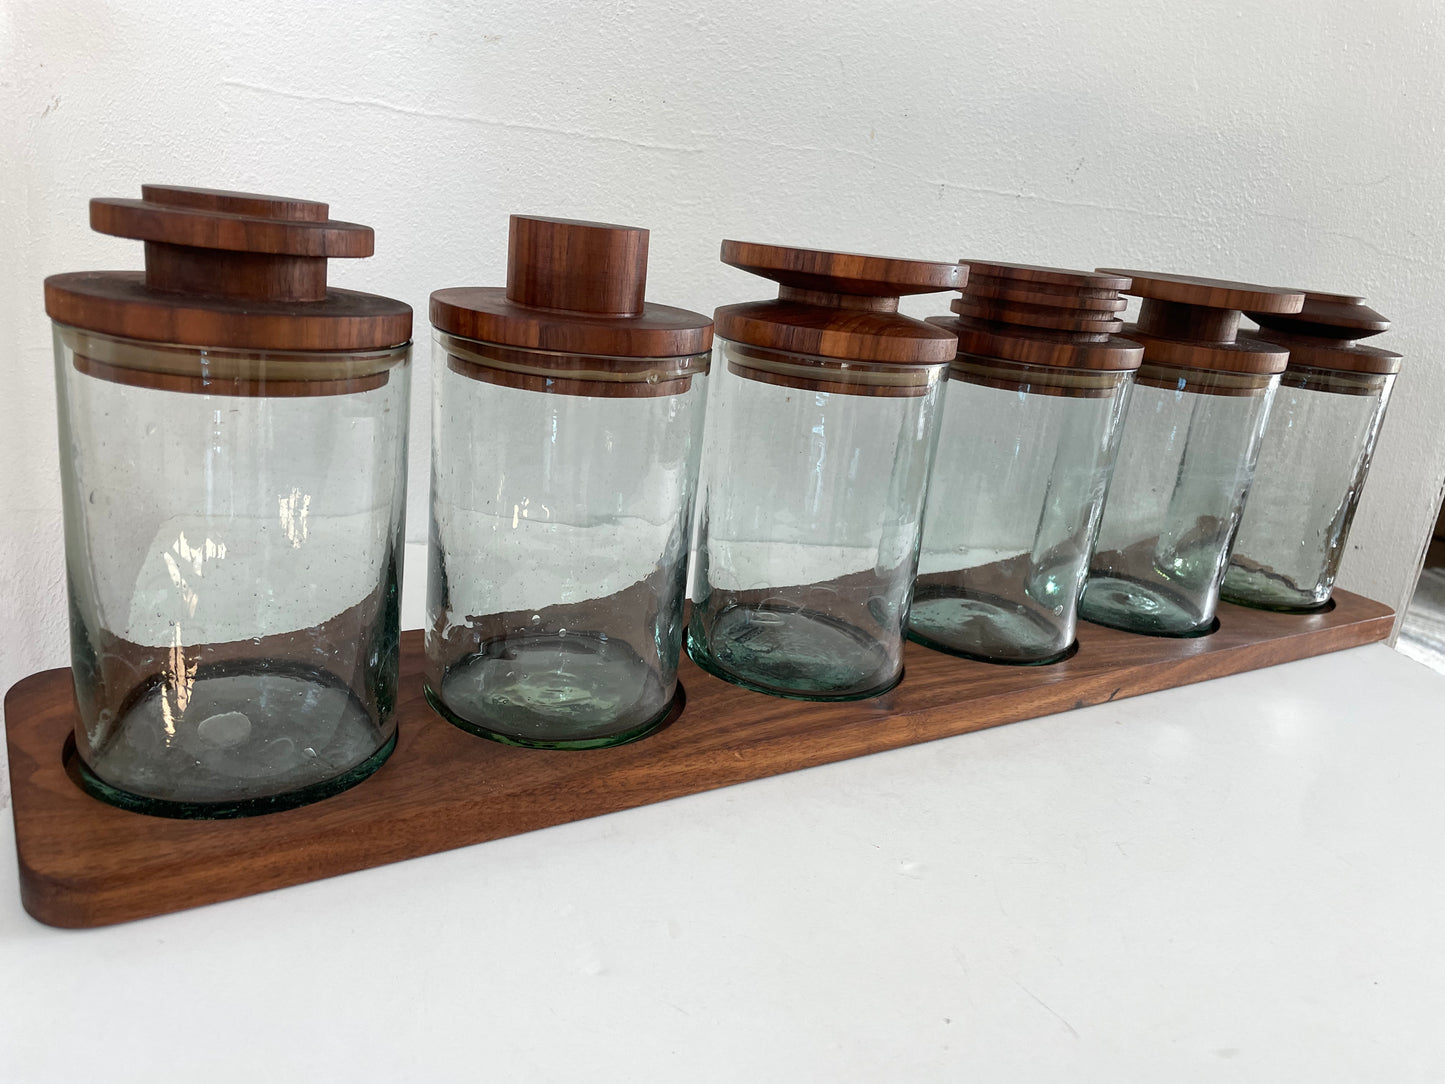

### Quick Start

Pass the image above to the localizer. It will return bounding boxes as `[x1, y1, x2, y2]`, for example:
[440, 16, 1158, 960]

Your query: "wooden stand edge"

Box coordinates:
[6, 590, 1394, 929]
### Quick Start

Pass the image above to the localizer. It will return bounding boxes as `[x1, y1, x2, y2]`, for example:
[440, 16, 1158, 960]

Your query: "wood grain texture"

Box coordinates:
[1095, 267, 1304, 376]
[505, 215, 648, 316]
[932, 261, 1142, 374]
[715, 300, 959, 365]
[1096, 269, 1305, 314]
[429, 216, 712, 372]
[951, 294, 1124, 333]
[430, 289, 712, 359]
[47, 275, 412, 353]
[959, 261, 1132, 291]
[47, 185, 411, 353]
[1248, 292, 1401, 375]
[711, 242, 960, 394]
[7, 590, 1393, 929]
[931, 317, 1143, 371]
[720, 241, 962, 297]
[1126, 330, 1292, 377]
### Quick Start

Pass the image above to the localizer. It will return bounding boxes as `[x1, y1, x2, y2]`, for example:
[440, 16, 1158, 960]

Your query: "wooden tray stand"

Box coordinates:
[6, 591, 1393, 928]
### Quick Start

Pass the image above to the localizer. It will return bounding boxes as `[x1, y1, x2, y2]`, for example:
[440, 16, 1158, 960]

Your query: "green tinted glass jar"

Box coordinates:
[1221, 293, 1400, 611]
[913, 263, 1141, 664]
[1078, 271, 1305, 637]
[426, 217, 712, 748]
[46, 186, 412, 818]
[687, 242, 960, 700]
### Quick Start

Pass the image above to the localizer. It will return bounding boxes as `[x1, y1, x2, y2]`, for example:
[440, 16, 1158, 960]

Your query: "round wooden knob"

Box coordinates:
[429, 215, 710, 364]
[506, 216, 648, 316]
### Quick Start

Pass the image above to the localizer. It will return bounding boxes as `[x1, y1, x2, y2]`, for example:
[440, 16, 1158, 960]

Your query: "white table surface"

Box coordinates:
[4, 570, 1444, 1081]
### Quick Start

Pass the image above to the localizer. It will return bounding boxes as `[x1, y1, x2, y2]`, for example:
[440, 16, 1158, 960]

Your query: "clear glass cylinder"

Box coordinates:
[687, 339, 947, 700]
[1221, 366, 1395, 611]
[54, 325, 411, 817]
[1078, 363, 1278, 635]
[425, 332, 709, 748]
[912, 357, 1133, 663]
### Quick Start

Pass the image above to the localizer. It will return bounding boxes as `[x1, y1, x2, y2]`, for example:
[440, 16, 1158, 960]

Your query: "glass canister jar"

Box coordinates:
[1221, 293, 1400, 611]
[45, 185, 412, 818]
[687, 242, 961, 700]
[913, 262, 1142, 663]
[427, 216, 712, 748]
[1077, 271, 1305, 636]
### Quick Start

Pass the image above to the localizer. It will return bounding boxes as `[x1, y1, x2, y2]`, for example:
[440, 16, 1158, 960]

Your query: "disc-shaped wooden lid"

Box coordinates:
[429, 216, 712, 358]
[1096, 268, 1305, 375]
[1247, 291, 1401, 374]
[44, 185, 412, 350]
[938, 260, 1143, 370]
[713, 241, 961, 364]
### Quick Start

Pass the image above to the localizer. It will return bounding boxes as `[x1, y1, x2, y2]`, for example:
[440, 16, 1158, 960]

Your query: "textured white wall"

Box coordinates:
[4, 0, 1444, 806]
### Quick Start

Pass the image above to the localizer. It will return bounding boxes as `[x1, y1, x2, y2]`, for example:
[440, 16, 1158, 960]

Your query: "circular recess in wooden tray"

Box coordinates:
[933, 259, 1143, 372]
[429, 215, 713, 363]
[712, 241, 962, 381]
[1247, 291, 1400, 374]
[45, 184, 412, 354]
[1096, 267, 1305, 376]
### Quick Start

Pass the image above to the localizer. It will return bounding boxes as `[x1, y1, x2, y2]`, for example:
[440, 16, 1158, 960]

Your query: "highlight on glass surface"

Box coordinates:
[1221, 292, 1400, 612]
[46, 185, 413, 818]
[687, 241, 961, 700]
[425, 215, 712, 748]
[1077, 270, 1305, 637]
[911, 261, 1142, 664]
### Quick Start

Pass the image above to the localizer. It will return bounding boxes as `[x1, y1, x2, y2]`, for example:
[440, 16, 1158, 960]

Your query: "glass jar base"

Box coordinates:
[687, 605, 900, 701]
[429, 632, 675, 749]
[72, 662, 395, 818]
[1220, 565, 1334, 614]
[907, 590, 1077, 665]
[1079, 575, 1220, 638]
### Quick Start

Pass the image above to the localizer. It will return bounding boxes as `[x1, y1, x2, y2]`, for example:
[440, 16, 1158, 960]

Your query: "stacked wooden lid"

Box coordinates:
[44, 186, 413, 397]
[1097, 270, 1306, 385]
[929, 261, 1145, 378]
[46, 185, 413, 352]
[430, 216, 713, 397]
[712, 241, 961, 396]
[1248, 292, 1401, 375]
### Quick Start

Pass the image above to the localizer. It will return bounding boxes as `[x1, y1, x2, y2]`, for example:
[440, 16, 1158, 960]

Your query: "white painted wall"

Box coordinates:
[4, 0, 1444, 806]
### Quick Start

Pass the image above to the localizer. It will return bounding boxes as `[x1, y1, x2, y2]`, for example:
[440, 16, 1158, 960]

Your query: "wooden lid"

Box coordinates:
[1247, 291, 1401, 375]
[712, 241, 961, 365]
[429, 216, 712, 358]
[1096, 268, 1305, 375]
[938, 261, 1143, 371]
[44, 185, 412, 350]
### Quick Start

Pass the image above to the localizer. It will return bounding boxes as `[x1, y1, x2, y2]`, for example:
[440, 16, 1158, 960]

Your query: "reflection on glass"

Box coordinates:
[55, 326, 410, 817]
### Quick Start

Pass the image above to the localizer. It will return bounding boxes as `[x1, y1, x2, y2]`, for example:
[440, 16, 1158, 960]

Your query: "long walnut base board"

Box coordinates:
[7, 590, 1394, 928]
